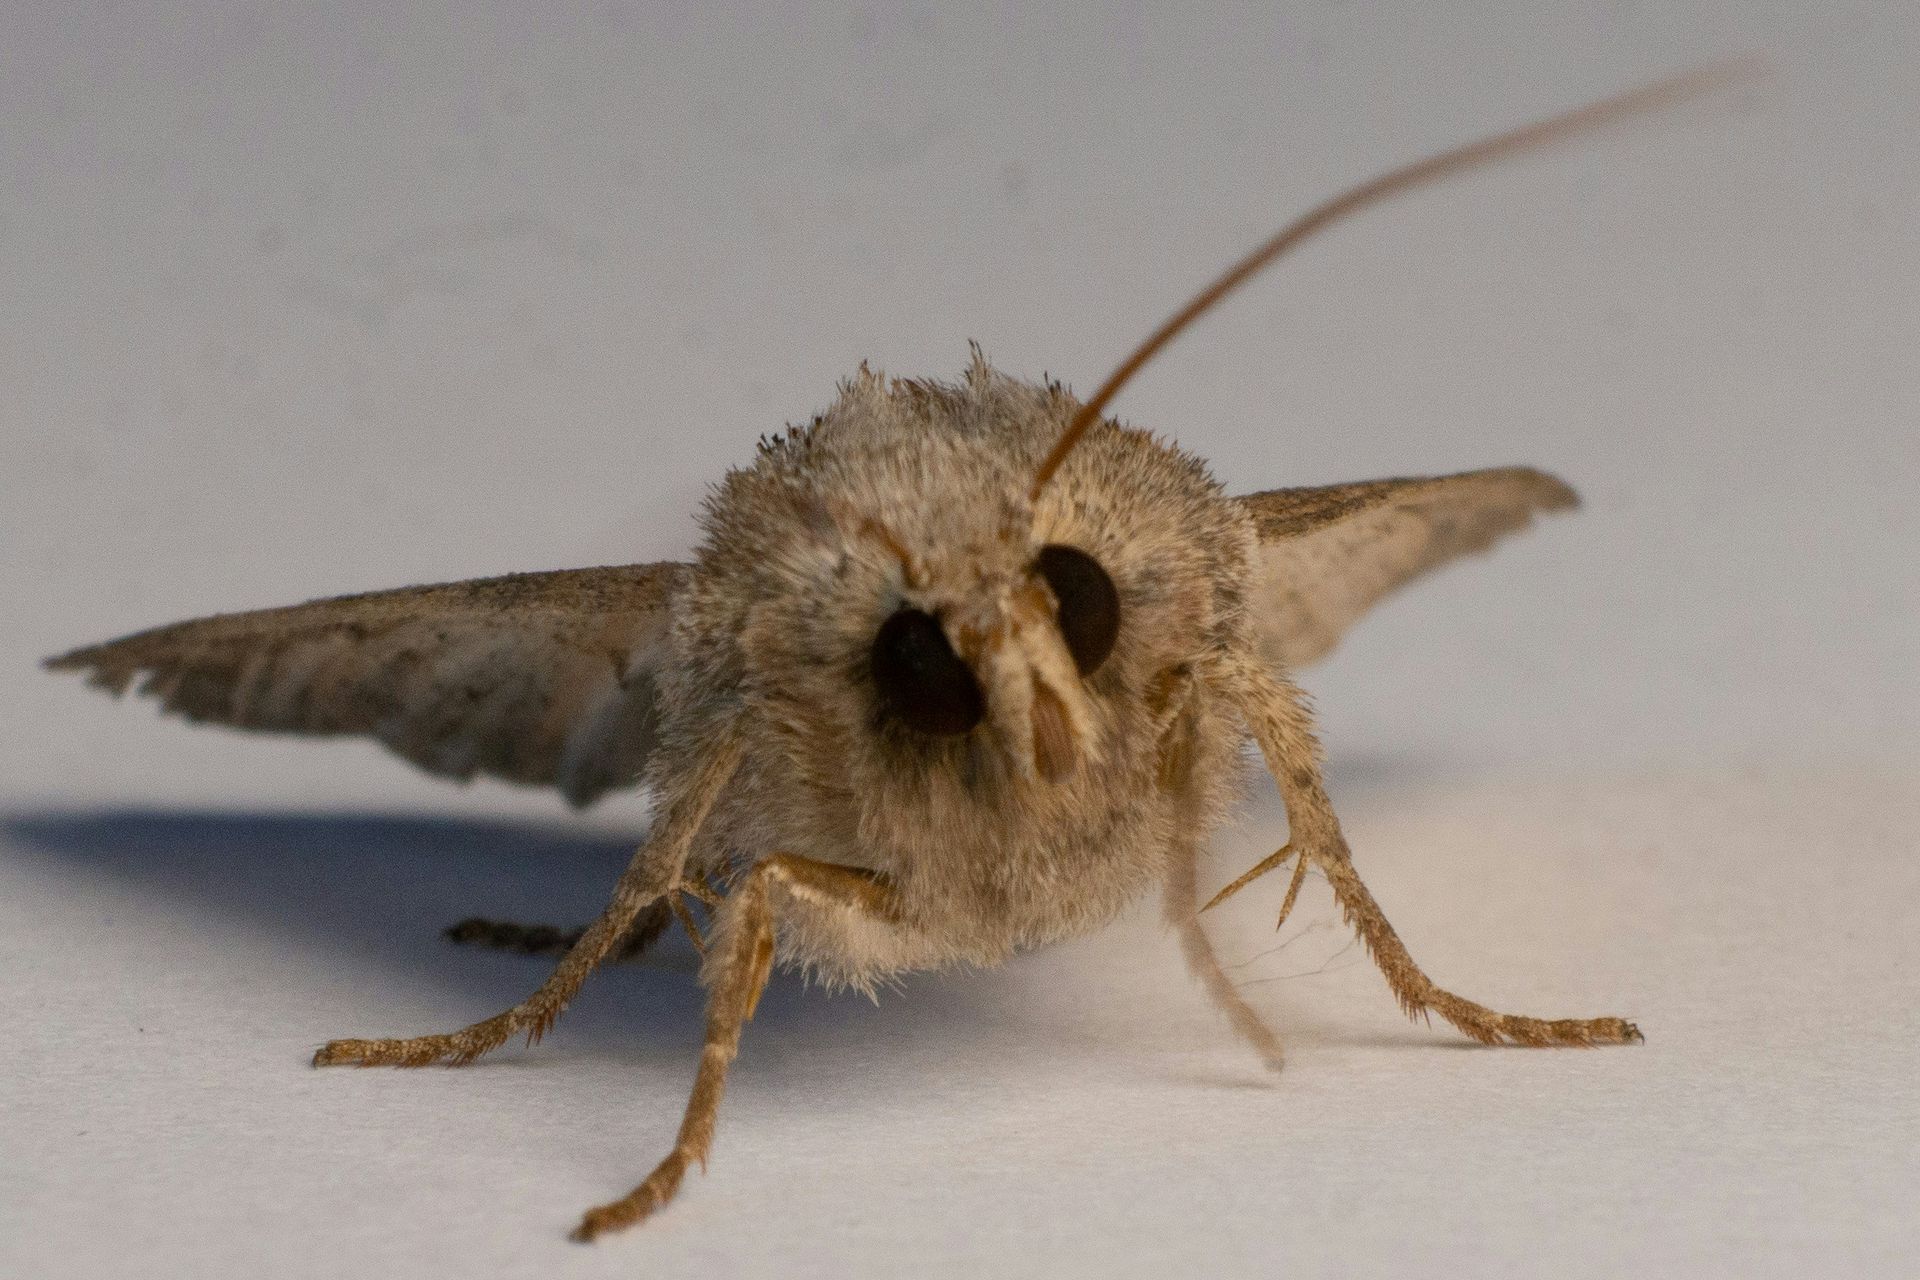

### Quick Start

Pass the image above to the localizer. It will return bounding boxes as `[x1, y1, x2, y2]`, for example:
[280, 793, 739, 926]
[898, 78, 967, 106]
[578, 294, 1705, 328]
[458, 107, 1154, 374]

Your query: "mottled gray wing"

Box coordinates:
[1238, 466, 1577, 669]
[46, 563, 688, 807]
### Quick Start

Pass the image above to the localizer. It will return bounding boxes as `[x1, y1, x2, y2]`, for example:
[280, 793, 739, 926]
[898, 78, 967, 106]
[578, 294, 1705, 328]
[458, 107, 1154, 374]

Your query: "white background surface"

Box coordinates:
[3, 3, 1916, 1277]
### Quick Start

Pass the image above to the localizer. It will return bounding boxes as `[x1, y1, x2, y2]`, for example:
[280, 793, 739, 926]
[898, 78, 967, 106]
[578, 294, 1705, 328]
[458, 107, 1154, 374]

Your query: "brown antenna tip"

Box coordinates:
[1028, 59, 1766, 501]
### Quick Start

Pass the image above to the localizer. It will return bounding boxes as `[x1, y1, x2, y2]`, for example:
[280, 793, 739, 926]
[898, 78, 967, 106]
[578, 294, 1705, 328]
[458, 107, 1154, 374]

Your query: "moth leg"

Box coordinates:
[1222, 659, 1641, 1048]
[571, 854, 898, 1241]
[444, 898, 674, 963]
[1157, 670, 1289, 1071]
[667, 894, 709, 957]
[1167, 825, 1288, 1072]
[313, 732, 744, 1069]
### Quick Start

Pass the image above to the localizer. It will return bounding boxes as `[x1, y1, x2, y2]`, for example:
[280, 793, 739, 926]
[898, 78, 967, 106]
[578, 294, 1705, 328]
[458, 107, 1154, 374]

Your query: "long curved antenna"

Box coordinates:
[1029, 60, 1759, 500]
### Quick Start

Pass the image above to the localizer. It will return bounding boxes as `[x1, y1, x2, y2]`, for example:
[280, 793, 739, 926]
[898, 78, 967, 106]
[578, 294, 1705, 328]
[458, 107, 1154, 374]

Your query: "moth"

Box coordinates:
[48, 71, 1729, 1239]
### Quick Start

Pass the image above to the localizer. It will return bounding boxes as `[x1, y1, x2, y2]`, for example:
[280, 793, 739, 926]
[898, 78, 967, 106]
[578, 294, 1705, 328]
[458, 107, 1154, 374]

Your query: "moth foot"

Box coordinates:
[312, 1010, 520, 1068]
[443, 916, 580, 957]
[1425, 992, 1643, 1047]
[570, 1150, 692, 1242]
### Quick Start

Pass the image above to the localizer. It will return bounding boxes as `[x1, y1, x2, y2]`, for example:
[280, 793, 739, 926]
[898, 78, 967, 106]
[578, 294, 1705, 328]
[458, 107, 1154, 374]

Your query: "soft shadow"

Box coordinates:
[1143, 1021, 1493, 1094]
[1156, 1065, 1282, 1093]
[3, 736, 1461, 1084]
[1332, 1032, 1490, 1052]
[1321, 749, 1460, 800]
[3, 808, 1003, 1083]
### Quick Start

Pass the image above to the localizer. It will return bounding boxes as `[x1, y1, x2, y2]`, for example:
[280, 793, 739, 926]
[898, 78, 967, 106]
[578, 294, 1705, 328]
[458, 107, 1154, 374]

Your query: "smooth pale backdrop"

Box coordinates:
[3, 4, 1915, 1278]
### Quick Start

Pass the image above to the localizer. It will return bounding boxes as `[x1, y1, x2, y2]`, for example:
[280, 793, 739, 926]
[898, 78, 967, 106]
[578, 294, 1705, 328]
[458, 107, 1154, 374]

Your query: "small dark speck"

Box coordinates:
[499, 88, 528, 116]
[257, 225, 285, 254]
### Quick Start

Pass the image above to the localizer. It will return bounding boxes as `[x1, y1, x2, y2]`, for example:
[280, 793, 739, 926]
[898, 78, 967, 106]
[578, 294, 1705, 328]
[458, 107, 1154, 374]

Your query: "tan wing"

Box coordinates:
[1239, 467, 1577, 669]
[46, 563, 688, 807]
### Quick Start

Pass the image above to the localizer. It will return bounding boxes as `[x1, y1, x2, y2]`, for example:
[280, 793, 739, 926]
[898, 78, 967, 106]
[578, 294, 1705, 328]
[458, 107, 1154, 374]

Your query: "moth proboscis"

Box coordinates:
[49, 65, 1750, 1239]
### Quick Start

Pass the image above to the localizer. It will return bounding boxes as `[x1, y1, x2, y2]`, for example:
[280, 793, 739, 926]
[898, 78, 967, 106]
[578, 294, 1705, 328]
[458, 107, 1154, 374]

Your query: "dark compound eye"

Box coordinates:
[870, 608, 985, 736]
[1036, 544, 1120, 675]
